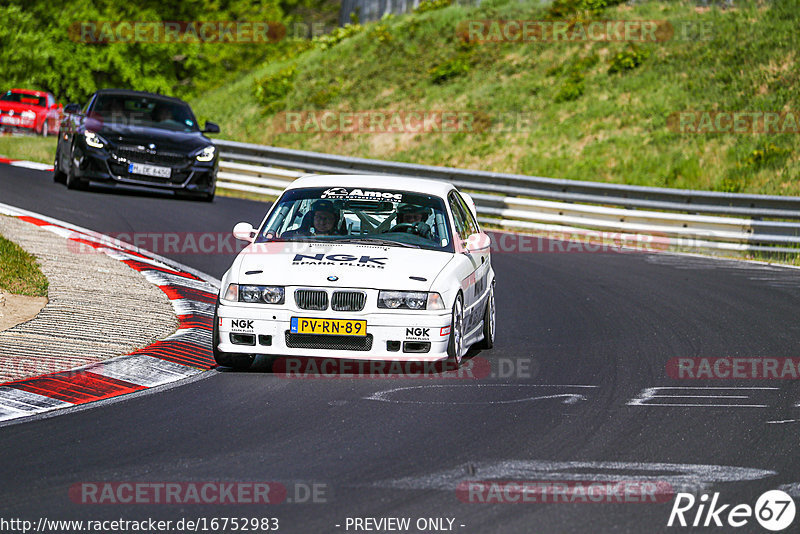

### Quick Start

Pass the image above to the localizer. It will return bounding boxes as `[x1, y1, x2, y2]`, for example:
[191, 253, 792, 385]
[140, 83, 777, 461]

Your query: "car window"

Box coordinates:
[256, 186, 454, 252]
[448, 192, 470, 242]
[1, 91, 46, 107]
[455, 193, 479, 236]
[89, 94, 199, 132]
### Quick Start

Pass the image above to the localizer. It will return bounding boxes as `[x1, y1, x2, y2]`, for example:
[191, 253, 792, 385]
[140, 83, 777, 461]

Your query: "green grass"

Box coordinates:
[215, 187, 278, 203]
[0, 135, 56, 164]
[190, 0, 800, 196]
[0, 230, 48, 297]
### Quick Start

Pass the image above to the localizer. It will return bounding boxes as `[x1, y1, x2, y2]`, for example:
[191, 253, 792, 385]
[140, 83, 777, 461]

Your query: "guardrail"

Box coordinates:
[213, 139, 800, 255]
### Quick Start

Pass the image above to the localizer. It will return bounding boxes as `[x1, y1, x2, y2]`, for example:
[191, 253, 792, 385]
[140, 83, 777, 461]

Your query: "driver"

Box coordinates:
[398, 204, 427, 225]
[394, 203, 433, 239]
[309, 200, 340, 235]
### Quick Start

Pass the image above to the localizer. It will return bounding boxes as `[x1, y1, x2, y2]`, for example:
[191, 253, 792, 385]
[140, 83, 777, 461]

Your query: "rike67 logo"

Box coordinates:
[668, 490, 796, 531]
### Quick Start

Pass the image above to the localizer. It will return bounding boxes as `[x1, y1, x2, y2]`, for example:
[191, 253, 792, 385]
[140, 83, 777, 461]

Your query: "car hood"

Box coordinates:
[233, 241, 453, 291]
[90, 122, 211, 152]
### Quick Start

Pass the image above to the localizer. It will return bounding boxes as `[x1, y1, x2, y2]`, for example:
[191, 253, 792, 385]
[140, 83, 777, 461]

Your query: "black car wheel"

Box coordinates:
[446, 293, 465, 369]
[476, 284, 495, 350]
[52, 147, 66, 183]
[65, 147, 87, 190]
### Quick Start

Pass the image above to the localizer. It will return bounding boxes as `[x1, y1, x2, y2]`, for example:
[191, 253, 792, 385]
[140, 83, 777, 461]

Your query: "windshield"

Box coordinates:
[1, 91, 45, 107]
[89, 94, 199, 132]
[256, 187, 454, 252]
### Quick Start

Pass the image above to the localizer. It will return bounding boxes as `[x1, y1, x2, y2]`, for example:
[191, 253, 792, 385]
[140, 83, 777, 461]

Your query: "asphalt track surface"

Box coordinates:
[2, 163, 800, 533]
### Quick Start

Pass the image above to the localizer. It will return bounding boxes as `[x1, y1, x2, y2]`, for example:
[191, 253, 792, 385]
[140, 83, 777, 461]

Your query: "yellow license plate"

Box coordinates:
[290, 317, 367, 336]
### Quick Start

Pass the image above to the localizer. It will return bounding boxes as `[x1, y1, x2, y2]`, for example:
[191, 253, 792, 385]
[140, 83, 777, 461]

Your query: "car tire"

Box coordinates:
[476, 283, 495, 350]
[212, 303, 254, 371]
[65, 147, 87, 190]
[53, 148, 66, 183]
[446, 293, 464, 369]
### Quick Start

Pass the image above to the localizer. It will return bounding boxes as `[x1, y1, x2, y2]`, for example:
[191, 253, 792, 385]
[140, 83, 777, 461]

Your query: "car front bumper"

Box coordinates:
[73, 144, 216, 194]
[216, 302, 452, 361]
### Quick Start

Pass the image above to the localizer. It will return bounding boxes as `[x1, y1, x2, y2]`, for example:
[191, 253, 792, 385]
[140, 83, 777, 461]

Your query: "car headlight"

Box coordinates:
[21, 110, 36, 120]
[378, 291, 444, 310]
[84, 130, 106, 149]
[225, 284, 285, 304]
[195, 145, 215, 162]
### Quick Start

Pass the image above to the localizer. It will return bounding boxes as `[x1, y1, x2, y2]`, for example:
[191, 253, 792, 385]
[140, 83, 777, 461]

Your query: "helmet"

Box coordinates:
[311, 200, 339, 216]
[397, 203, 430, 218]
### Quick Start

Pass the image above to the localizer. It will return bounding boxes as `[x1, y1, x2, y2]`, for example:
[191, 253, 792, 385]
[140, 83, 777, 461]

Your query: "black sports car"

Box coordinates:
[55, 89, 220, 201]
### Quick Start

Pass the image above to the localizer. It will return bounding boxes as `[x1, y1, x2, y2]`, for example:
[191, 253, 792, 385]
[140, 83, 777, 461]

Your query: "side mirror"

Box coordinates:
[233, 222, 256, 242]
[203, 121, 220, 134]
[465, 232, 491, 253]
[63, 103, 81, 115]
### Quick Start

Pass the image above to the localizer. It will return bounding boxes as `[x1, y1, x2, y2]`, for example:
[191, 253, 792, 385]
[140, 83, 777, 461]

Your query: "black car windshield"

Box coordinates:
[256, 187, 454, 252]
[1, 91, 45, 107]
[89, 94, 199, 132]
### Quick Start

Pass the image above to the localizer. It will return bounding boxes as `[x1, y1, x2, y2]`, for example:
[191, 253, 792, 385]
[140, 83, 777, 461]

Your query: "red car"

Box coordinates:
[0, 89, 62, 136]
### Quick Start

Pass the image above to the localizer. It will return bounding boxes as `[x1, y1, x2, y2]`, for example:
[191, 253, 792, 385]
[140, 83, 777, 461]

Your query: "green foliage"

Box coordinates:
[312, 23, 364, 51]
[552, 54, 597, 102]
[739, 143, 792, 170]
[554, 73, 585, 102]
[608, 45, 650, 74]
[548, 0, 626, 17]
[414, 0, 454, 14]
[429, 57, 470, 84]
[367, 23, 393, 44]
[253, 65, 298, 112]
[0, 0, 292, 105]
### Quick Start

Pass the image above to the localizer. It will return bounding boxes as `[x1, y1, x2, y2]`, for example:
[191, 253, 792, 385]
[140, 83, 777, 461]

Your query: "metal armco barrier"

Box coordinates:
[213, 139, 800, 255]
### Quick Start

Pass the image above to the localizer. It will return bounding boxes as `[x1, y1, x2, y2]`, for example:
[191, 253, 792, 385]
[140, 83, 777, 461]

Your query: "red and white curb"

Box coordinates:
[0, 202, 220, 423]
[0, 157, 54, 171]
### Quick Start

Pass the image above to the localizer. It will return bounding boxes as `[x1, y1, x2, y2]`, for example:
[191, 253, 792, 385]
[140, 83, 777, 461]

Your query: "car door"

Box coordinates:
[454, 192, 491, 330]
[448, 191, 481, 333]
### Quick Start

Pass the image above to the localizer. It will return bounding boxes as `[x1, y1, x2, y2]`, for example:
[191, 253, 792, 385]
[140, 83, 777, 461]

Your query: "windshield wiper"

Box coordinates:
[335, 237, 421, 249]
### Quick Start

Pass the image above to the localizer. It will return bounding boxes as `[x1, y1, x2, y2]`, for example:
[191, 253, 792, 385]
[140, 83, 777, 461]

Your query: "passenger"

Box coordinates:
[283, 200, 341, 238]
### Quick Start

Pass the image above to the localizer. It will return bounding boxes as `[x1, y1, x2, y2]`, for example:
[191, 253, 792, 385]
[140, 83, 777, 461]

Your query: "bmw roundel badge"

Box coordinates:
[327, 275, 338, 282]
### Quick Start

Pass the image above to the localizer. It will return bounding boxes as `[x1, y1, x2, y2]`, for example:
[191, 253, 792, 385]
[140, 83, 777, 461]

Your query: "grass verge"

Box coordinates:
[0, 135, 56, 165]
[0, 230, 48, 297]
[191, 0, 800, 196]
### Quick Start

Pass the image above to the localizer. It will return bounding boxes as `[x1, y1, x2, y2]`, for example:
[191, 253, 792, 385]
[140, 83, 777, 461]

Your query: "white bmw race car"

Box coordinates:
[213, 174, 495, 370]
